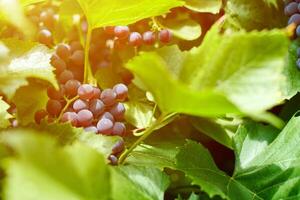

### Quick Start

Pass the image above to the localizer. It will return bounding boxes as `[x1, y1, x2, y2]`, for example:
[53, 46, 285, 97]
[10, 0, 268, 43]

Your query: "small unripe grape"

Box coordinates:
[159, 29, 172, 44]
[129, 32, 142, 46]
[100, 112, 115, 122]
[38, 29, 53, 46]
[77, 109, 94, 127]
[47, 99, 62, 116]
[78, 84, 95, 100]
[61, 112, 78, 126]
[34, 109, 48, 124]
[112, 140, 125, 154]
[47, 87, 64, 100]
[84, 126, 98, 133]
[112, 122, 126, 136]
[100, 89, 117, 106]
[59, 70, 74, 84]
[70, 50, 84, 67]
[51, 57, 67, 74]
[73, 99, 89, 112]
[65, 79, 81, 97]
[109, 103, 125, 120]
[143, 31, 156, 45]
[114, 26, 130, 39]
[97, 118, 113, 135]
[89, 99, 105, 117]
[56, 44, 71, 61]
[113, 83, 128, 101]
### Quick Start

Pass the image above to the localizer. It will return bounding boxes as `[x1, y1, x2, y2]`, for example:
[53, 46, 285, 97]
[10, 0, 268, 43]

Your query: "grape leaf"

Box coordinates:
[0, 98, 12, 128]
[20, 0, 46, 6]
[225, 0, 286, 31]
[12, 82, 48, 125]
[76, 0, 184, 29]
[111, 165, 170, 200]
[176, 115, 300, 199]
[0, 39, 58, 99]
[1, 130, 111, 200]
[184, 0, 222, 14]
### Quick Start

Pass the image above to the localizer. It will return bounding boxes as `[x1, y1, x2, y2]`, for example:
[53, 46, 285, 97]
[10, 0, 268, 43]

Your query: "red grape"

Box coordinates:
[65, 79, 81, 97]
[100, 112, 115, 122]
[73, 99, 89, 112]
[70, 50, 84, 67]
[89, 99, 105, 117]
[114, 26, 130, 39]
[143, 31, 156, 45]
[112, 122, 126, 136]
[47, 87, 64, 100]
[113, 83, 128, 101]
[100, 89, 117, 106]
[51, 57, 67, 74]
[61, 112, 78, 126]
[59, 70, 74, 84]
[112, 140, 125, 154]
[34, 109, 48, 124]
[77, 84, 94, 100]
[84, 126, 98, 133]
[77, 109, 94, 127]
[159, 29, 172, 43]
[37, 29, 53, 46]
[97, 118, 113, 135]
[129, 32, 142, 46]
[56, 44, 71, 61]
[109, 103, 125, 120]
[46, 99, 62, 116]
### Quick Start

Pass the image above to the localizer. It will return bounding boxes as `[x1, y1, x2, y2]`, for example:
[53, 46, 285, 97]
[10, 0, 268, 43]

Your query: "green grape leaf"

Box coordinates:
[1, 130, 111, 200]
[0, 39, 58, 99]
[76, 0, 184, 29]
[0, 98, 12, 128]
[111, 165, 170, 200]
[175, 115, 300, 199]
[225, 0, 286, 31]
[124, 85, 156, 129]
[20, 0, 46, 6]
[184, 0, 222, 14]
[12, 82, 48, 125]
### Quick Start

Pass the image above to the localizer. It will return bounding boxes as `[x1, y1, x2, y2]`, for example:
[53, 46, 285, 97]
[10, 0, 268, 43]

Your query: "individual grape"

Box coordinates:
[92, 87, 101, 99]
[73, 99, 89, 112]
[61, 112, 78, 126]
[112, 140, 125, 154]
[113, 83, 128, 101]
[70, 50, 84, 67]
[120, 70, 134, 85]
[297, 58, 300, 70]
[77, 84, 95, 100]
[39, 10, 55, 29]
[47, 87, 64, 100]
[143, 31, 156, 45]
[114, 26, 130, 39]
[37, 29, 53, 46]
[84, 126, 98, 133]
[159, 29, 172, 44]
[70, 41, 83, 53]
[108, 155, 118, 165]
[288, 14, 300, 25]
[51, 56, 67, 74]
[34, 109, 48, 124]
[296, 25, 300, 37]
[65, 79, 81, 97]
[104, 26, 115, 35]
[59, 70, 74, 84]
[97, 118, 113, 135]
[284, 2, 299, 16]
[77, 109, 94, 127]
[100, 89, 117, 106]
[112, 122, 126, 136]
[297, 47, 300, 57]
[100, 112, 115, 122]
[89, 99, 105, 117]
[97, 60, 111, 68]
[56, 44, 71, 61]
[109, 103, 125, 120]
[129, 32, 143, 46]
[46, 99, 62, 116]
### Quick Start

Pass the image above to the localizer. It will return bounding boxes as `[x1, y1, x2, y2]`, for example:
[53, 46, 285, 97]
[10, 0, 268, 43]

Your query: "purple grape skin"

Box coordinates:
[100, 112, 115, 122]
[65, 79, 81, 97]
[77, 109, 94, 127]
[143, 31, 156, 45]
[129, 32, 143, 46]
[73, 99, 89, 112]
[89, 99, 105, 117]
[112, 122, 126, 136]
[61, 112, 78, 126]
[113, 83, 128, 101]
[285, 2, 299, 16]
[100, 89, 117, 106]
[92, 87, 101, 99]
[109, 103, 125, 121]
[112, 140, 125, 154]
[108, 155, 118, 165]
[84, 126, 98, 133]
[77, 84, 94, 100]
[97, 118, 114, 135]
[288, 14, 300, 25]
[159, 29, 172, 43]
[114, 26, 130, 39]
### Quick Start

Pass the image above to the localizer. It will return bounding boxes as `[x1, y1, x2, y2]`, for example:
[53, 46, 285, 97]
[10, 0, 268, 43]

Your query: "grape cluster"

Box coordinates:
[284, 0, 300, 69]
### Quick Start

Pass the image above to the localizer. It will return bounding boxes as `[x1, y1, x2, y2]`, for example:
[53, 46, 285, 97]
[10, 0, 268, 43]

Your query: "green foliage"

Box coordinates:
[0, 98, 12, 128]
[76, 0, 184, 29]
[184, 0, 222, 14]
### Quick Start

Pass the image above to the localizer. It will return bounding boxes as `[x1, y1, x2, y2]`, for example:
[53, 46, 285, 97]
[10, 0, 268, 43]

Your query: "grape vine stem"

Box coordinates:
[83, 27, 97, 85]
[56, 95, 79, 122]
[118, 112, 177, 164]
